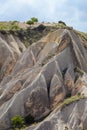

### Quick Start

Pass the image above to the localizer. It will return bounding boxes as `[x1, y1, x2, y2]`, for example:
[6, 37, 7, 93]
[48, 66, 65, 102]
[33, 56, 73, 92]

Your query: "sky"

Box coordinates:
[0, 0, 87, 32]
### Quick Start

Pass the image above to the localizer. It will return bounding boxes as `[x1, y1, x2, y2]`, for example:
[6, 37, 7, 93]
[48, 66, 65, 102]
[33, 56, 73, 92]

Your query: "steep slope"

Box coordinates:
[29, 97, 87, 130]
[0, 26, 87, 130]
[0, 32, 26, 81]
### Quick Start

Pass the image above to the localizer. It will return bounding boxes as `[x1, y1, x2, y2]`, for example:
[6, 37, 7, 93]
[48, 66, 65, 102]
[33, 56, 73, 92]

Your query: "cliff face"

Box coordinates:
[0, 25, 87, 130]
[0, 32, 26, 81]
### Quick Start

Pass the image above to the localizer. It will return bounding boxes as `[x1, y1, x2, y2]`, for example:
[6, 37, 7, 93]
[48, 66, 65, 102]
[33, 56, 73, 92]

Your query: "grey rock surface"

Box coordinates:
[29, 98, 87, 130]
[0, 29, 87, 130]
[0, 33, 26, 81]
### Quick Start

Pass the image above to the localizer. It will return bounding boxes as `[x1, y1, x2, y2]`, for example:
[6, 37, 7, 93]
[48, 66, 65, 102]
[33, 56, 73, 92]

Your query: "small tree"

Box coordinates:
[11, 115, 25, 130]
[26, 20, 34, 25]
[31, 17, 38, 22]
[26, 17, 38, 25]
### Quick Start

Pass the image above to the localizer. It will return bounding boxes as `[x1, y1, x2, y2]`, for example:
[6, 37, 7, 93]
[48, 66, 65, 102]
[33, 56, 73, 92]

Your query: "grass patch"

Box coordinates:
[55, 23, 73, 30]
[74, 67, 84, 76]
[0, 21, 20, 31]
[78, 31, 87, 41]
[77, 31, 87, 49]
[54, 95, 85, 113]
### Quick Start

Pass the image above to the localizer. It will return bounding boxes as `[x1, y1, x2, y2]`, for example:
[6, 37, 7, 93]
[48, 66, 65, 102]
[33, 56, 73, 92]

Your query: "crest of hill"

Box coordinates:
[0, 21, 87, 48]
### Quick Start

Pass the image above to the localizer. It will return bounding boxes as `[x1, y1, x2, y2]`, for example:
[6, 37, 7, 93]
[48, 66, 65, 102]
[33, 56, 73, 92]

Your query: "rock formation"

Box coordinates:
[0, 25, 87, 130]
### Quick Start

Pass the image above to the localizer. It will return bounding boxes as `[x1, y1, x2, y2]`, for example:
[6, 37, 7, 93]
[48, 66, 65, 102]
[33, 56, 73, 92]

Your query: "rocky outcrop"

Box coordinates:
[29, 98, 87, 130]
[0, 33, 26, 81]
[0, 28, 87, 130]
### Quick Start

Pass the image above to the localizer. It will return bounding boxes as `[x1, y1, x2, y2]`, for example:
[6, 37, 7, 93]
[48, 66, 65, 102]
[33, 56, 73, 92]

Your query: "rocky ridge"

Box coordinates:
[0, 24, 87, 130]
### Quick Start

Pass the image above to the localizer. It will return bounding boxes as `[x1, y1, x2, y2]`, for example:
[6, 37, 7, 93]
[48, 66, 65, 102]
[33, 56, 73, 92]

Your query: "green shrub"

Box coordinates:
[26, 20, 34, 25]
[77, 92, 81, 96]
[11, 115, 25, 130]
[58, 20, 66, 26]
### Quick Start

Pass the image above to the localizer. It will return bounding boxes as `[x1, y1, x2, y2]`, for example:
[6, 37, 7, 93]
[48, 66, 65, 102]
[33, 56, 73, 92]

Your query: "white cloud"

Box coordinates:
[0, 0, 87, 31]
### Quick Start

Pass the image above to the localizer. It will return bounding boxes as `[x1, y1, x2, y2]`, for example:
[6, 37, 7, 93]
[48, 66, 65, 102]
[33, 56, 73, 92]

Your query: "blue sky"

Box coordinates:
[0, 0, 87, 32]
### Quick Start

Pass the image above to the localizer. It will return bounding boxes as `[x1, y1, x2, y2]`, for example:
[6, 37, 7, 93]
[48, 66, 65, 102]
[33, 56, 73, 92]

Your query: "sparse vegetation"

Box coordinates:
[74, 67, 84, 76]
[10, 21, 20, 30]
[11, 115, 25, 130]
[0, 21, 20, 31]
[78, 31, 87, 41]
[55, 95, 85, 112]
[77, 31, 87, 49]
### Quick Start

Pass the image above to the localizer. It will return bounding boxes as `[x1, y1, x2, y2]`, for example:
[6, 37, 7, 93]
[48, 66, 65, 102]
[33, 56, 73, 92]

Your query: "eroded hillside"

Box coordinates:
[0, 22, 87, 130]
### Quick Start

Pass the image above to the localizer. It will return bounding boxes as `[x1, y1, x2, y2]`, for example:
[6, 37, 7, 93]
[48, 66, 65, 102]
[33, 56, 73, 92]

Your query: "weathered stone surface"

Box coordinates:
[0, 33, 26, 81]
[72, 73, 87, 96]
[64, 67, 75, 94]
[69, 30, 87, 72]
[50, 74, 64, 108]
[0, 28, 87, 130]
[24, 74, 50, 120]
[28, 98, 87, 130]
[0, 74, 50, 129]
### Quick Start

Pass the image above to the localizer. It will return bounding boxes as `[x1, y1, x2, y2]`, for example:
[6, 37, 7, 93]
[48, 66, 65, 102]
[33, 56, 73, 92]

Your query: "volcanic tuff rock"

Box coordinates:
[0, 32, 26, 81]
[28, 98, 87, 130]
[0, 27, 87, 130]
